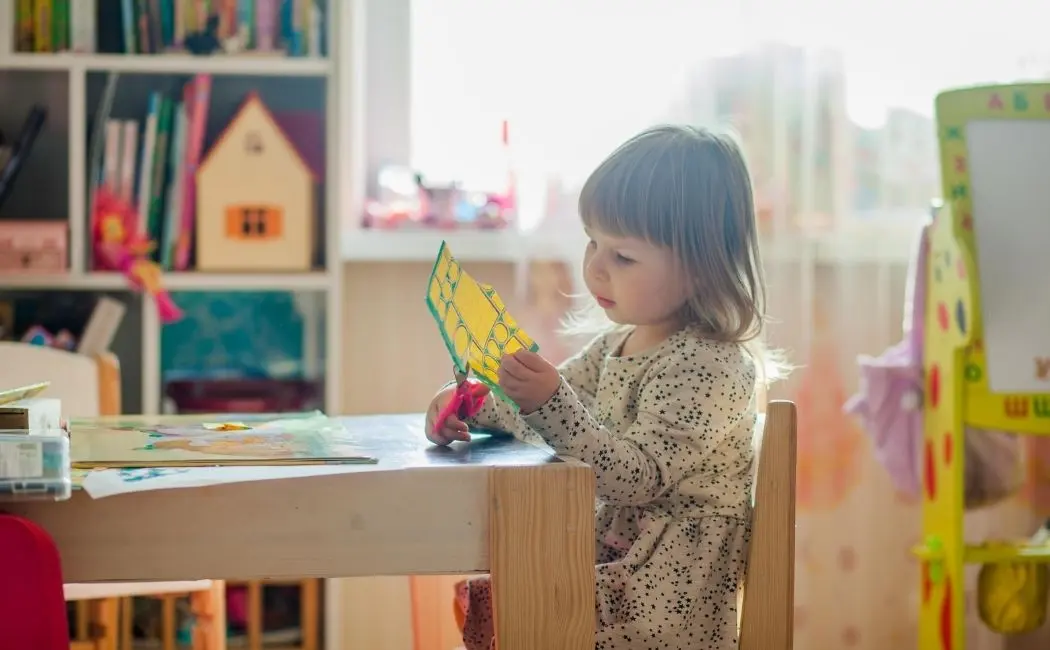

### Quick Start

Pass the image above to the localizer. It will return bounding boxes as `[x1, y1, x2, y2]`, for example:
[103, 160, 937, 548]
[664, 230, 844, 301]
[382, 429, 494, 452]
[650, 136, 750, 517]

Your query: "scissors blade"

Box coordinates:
[453, 365, 469, 386]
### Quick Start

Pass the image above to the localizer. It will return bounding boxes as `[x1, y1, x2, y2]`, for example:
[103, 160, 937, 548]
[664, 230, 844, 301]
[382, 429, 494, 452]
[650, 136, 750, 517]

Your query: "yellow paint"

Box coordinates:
[917, 83, 1050, 650]
[203, 422, 253, 431]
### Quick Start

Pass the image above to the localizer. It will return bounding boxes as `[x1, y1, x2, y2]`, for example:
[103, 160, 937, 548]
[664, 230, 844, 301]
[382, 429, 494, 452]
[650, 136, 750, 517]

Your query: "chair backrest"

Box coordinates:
[739, 400, 797, 650]
[0, 342, 120, 417]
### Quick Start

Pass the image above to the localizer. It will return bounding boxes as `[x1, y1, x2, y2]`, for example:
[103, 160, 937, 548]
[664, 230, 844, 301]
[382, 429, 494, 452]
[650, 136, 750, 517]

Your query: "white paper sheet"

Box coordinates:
[80, 463, 382, 499]
[966, 120, 1050, 394]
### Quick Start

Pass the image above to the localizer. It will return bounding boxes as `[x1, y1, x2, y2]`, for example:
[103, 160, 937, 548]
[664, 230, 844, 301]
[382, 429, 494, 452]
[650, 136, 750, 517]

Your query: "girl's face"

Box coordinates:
[583, 227, 690, 332]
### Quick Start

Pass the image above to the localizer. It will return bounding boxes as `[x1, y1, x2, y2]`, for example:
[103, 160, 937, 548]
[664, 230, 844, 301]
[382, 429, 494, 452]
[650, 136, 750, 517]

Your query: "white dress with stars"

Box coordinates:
[456, 326, 758, 650]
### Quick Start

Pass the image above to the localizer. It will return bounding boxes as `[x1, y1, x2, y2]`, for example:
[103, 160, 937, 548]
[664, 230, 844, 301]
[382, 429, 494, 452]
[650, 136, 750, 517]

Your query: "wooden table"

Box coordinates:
[8, 414, 596, 650]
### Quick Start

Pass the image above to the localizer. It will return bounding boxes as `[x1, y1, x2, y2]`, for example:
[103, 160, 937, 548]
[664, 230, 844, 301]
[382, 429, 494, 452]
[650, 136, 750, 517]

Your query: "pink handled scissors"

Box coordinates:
[432, 365, 488, 437]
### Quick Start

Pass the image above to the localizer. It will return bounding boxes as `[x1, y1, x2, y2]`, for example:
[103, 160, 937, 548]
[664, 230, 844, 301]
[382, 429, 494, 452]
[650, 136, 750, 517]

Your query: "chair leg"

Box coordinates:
[247, 581, 263, 650]
[75, 601, 90, 641]
[161, 596, 177, 650]
[119, 598, 133, 650]
[190, 581, 227, 650]
[88, 598, 119, 650]
[300, 579, 319, 650]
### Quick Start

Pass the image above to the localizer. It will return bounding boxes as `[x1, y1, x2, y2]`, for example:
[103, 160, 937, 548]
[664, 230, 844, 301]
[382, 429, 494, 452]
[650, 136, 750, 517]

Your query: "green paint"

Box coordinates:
[1034, 397, 1050, 418]
[964, 364, 982, 382]
[1014, 92, 1030, 111]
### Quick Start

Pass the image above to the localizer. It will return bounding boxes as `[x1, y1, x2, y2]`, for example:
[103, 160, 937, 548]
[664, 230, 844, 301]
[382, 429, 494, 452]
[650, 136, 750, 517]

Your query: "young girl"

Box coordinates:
[425, 124, 781, 650]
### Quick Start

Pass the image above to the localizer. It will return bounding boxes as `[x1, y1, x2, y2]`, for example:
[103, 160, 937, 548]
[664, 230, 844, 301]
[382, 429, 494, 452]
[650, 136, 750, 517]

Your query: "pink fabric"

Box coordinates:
[844, 218, 1022, 507]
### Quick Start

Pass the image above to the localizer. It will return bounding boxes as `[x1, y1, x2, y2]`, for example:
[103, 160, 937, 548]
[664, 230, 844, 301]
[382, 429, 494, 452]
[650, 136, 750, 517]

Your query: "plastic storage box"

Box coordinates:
[0, 430, 71, 501]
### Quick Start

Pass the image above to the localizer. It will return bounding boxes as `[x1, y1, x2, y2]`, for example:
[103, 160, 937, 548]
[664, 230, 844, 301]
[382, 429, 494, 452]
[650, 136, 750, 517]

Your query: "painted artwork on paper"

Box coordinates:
[425, 241, 538, 401]
[69, 413, 375, 468]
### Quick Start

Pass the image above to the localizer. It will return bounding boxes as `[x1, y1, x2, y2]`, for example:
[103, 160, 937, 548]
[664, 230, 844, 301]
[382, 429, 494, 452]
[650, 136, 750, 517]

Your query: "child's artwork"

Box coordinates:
[69, 413, 376, 468]
[425, 241, 538, 401]
[937, 84, 1050, 395]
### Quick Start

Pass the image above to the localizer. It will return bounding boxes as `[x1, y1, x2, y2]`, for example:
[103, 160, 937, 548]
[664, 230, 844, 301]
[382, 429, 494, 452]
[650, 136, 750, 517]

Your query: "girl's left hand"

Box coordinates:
[498, 350, 560, 414]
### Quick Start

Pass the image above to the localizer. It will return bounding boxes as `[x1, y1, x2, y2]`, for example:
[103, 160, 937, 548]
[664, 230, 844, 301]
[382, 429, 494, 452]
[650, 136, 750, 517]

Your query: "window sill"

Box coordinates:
[340, 221, 921, 265]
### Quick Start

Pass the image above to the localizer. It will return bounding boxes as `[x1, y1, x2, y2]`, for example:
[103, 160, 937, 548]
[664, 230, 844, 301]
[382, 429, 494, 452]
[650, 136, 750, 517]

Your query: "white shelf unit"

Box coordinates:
[0, 6, 345, 418]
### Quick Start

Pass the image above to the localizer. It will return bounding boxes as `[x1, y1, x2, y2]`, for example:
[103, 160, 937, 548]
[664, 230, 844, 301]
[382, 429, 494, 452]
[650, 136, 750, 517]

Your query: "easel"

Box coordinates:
[917, 82, 1050, 649]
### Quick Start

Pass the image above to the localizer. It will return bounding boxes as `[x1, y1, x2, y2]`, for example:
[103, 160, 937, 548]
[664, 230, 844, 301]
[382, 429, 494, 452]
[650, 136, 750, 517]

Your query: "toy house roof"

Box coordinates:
[197, 91, 321, 182]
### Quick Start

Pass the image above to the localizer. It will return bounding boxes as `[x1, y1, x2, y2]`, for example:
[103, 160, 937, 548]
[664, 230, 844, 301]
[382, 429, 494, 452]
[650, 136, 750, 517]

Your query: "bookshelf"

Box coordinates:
[0, 2, 345, 420]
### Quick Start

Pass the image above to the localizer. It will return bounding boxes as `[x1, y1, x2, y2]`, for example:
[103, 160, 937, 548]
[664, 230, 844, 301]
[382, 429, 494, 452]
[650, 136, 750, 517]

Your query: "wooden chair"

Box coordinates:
[739, 400, 798, 650]
[0, 342, 226, 650]
[226, 578, 319, 650]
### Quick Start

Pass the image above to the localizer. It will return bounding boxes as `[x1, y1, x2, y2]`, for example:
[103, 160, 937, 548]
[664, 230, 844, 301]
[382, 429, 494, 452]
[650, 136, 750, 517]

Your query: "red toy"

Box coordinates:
[91, 188, 183, 323]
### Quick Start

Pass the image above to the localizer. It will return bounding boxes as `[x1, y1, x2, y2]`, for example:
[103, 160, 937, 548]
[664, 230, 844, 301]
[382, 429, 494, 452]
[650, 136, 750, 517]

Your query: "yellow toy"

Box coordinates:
[917, 82, 1050, 649]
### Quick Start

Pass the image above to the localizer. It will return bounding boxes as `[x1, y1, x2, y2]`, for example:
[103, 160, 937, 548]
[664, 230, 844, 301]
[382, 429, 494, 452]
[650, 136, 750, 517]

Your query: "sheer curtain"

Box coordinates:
[410, 2, 1050, 648]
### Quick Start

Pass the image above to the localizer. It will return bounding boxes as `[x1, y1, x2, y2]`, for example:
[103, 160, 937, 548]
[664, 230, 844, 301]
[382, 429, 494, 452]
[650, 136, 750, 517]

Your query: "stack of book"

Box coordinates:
[14, 0, 325, 57]
[94, 74, 212, 270]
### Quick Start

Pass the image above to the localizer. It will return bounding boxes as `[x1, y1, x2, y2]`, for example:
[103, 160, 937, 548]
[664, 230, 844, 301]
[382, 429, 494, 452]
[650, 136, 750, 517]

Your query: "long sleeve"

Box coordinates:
[466, 333, 609, 442]
[521, 345, 756, 506]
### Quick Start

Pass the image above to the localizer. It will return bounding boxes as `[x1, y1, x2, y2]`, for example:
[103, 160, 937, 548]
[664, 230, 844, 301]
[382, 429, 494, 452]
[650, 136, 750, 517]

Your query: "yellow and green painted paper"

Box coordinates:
[425, 241, 538, 403]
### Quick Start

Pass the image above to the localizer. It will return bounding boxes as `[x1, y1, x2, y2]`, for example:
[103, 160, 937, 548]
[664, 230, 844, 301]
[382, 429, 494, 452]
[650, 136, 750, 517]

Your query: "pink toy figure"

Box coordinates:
[91, 188, 183, 324]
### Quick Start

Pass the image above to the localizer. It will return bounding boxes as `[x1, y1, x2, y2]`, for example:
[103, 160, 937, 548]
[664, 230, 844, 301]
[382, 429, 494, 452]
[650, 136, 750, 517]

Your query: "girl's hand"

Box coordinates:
[425, 383, 490, 445]
[498, 350, 560, 414]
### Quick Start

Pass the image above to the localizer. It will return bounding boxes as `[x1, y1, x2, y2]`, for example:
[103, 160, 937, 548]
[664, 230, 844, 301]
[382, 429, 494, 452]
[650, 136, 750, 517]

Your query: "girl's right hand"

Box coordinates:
[424, 383, 489, 445]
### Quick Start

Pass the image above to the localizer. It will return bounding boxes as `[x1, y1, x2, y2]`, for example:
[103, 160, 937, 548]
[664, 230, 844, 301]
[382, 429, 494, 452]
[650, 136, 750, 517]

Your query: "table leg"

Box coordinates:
[489, 464, 595, 650]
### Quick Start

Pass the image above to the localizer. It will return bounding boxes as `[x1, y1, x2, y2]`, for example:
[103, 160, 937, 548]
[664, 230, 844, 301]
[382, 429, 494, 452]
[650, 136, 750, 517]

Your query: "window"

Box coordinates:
[226, 205, 283, 240]
[383, 0, 1050, 241]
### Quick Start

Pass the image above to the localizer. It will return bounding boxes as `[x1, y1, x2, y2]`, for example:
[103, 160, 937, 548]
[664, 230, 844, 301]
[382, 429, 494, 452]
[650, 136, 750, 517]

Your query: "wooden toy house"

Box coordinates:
[195, 92, 318, 272]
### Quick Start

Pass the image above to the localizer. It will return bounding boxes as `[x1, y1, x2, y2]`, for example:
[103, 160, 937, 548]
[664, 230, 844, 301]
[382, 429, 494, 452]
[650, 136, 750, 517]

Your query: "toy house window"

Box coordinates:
[245, 132, 264, 154]
[225, 205, 283, 240]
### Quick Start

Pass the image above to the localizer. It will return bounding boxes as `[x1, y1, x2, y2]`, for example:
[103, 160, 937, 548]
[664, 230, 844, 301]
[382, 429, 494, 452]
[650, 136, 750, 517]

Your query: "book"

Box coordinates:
[69, 412, 376, 468]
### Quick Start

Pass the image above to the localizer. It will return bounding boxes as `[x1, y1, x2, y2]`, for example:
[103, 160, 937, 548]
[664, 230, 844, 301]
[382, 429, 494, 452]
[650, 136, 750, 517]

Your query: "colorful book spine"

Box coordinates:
[15, 0, 33, 52]
[70, 0, 97, 52]
[159, 0, 175, 49]
[255, 0, 277, 50]
[119, 120, 140, 203]
[137, 93, 161, 236]
[172, 0, 185, 48]
[195, 0, 210, 31]
[174, 74, 212, 271]
[102, 120, 124, 194]
[121, 0, 137, 53]
[33, 0, 53, 52]
[238, 0, 255, 49]
[161, 103, 188, 269]
[51, 0, 70, 51]
[147, 98, 174, 255]
[136, 0, 152, 53]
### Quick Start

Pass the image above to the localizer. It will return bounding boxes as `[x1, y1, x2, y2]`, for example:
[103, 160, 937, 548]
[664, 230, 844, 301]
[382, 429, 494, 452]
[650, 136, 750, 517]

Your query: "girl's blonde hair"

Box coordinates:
[563, 124, 787, 382]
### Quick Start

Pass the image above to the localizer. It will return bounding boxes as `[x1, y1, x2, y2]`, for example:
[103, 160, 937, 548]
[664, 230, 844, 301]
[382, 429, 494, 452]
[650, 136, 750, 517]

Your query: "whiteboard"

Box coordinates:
[966, 120, 1050, 394]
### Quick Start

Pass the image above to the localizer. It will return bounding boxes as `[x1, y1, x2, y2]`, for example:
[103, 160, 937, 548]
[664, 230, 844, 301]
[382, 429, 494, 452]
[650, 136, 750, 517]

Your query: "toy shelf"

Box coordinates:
[0, 271, 333, 291]
[0, 1, 348, 417]
[917, 82, 1050, 650]
[0, 52, 331, 76]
